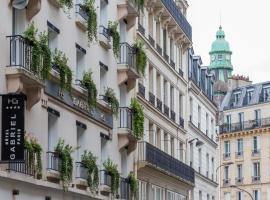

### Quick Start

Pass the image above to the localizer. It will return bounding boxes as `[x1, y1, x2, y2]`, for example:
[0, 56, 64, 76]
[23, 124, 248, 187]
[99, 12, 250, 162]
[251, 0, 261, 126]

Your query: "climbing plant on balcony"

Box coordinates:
[108, 21, 120, 57]
[81, 71, 97, 108]
[103, 158, 120, 196]
[81, 150, 99, 192]
[80, 0, 97, 44]
[130, 98, 144, 139]
[52, 49, 73, 94]
[104, 87, 119, 117]
[24, 133, 43, 179]
[59, 0, 73, 13]
[55, 139, 76, 191]
[133, 40, 147, 75]
[39, 32, 51, 79]
[128, 172, 139, 199]
[133, 0, 144, 12]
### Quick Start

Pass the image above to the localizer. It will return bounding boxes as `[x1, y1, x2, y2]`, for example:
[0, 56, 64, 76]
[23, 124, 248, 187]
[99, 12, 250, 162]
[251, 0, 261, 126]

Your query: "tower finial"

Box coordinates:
[219, 10, 222, 28]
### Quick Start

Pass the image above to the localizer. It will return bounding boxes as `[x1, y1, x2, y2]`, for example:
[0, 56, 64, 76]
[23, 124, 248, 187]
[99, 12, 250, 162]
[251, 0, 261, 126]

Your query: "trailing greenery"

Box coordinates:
[24, 134, 43, 179]
[81, 71, 97, 108]
[58, 0, 73, 13]
[81, 150, 99, 192]
[52, 49, 73, 94]
[130, 98, 144, 139]
[104, 87, 119, 117]
[39, 32, 51, 79]
[55, 139, 76, 191]
[81, 0, 97, 44]
[108, 21, 120, 57]
[128, 172, 139, 199]
[103, 158, 120, 196]
[133, 0, 144, 12]
[133, 40, 147, 75]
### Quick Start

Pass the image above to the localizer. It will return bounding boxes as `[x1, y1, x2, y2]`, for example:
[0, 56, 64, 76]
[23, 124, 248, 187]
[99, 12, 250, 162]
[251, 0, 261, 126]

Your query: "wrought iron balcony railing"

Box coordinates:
[47, 151, 61, 172]
[223, 178, 230, 186]
[179, 117, 184, 128]
[235, 151, 243, 158]
[100, 170, 112, 187]
[119, 107, 133, 130]
[99, 25, 111, 41]
[252, 149, 260, 156]
[138, 83, 145, 98]
[148, 35, 155, 47]
[235, 177, 243, 185]
[163, 53, 169, 62]
[220, 117, 270, 134]
[223, 153, 231, 160]
[156, 98, 163, 112]
[138, 23, 145, 35]
[179, 68, 184, 77]
[75, 4, 88, 21]
[75, 162, 88, 180]
[170, 60, 175, 69]
[149, 92, 156, 106]
[164, 104, 169, 117]
[170, 110, 176, 122]
[252, 176, 261, 183]
[138, 141, 195, 184]
[119, 42, 136, 70]
[156, 44, 162, 55]
[119, 177, 130, 199]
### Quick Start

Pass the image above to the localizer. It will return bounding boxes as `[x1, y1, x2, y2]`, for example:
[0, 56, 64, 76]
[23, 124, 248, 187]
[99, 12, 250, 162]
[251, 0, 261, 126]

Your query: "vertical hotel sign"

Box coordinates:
[1, 94, 25, 162]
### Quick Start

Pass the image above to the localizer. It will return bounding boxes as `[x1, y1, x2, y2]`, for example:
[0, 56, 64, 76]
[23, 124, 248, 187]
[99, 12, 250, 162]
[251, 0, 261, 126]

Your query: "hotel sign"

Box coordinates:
[1, 94, 25, 162]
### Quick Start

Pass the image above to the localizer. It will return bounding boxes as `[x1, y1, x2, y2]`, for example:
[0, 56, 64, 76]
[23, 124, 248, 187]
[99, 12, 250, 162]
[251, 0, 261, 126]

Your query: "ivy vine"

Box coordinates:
[58, 0, 73, 13]
[39, 32, 51, 79]
[104, 87, 119, 117]
[128, 172, 139, 199]
[54, 139, 76, 191]
[108, 21, 120, 57]
[103, 158, 120, 196]
[81, 150, 99, 192]
[81, 71, 97, 108]
[133, 40, 147, 75]
[24, 133, 43, 179]
[130, 98, 144, 139]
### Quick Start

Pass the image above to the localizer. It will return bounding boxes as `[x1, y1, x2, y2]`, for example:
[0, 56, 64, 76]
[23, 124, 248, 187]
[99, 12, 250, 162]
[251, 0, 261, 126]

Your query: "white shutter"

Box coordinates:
[241, 192, 245, 200]
[258, 190, 261, 200]
[267, 189, 270, 200]
[257, 136, 261, 150]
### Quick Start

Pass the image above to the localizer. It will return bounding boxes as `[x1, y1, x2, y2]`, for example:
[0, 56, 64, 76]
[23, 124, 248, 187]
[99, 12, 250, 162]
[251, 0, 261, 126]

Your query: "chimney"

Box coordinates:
[228, 74, 252, 91]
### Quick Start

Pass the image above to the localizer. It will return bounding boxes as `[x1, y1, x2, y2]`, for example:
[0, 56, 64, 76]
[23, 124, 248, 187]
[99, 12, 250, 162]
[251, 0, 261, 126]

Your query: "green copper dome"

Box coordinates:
[210, 26, 231, 53]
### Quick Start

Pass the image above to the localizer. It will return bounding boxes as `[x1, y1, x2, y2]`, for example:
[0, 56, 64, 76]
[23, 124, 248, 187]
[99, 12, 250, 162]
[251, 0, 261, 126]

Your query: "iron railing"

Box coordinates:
[235, 151, 243, 158]
[47, 151, 61, 171]
[119, 107, 133, 130]
[170, 110, 176, 122]
[99, 25, 111, 41]
[75, 162, 88, 180]
[156, 44, 162, 55]
[137, 141, 195, 184]
[100, 170, 112, 187]
[235, 177, 243, 185]
[163, 53, 169, 62]
[138, 23, 145, 35]
[164, 104, 169, 117]
[223, 179, 230, 186]
[223, 153, 230, 160]
[149, 92, 156, 106]
[156, 98, 163, 112]
[170, 60, 175, 69]
[138, 83, 145, 98]
[252, 176, 260, 183]
[120, 177, 130, 199]
[252, 149, 260, 156]
[148, 35, 155, 47]
[160, 0, 192, 40]
[179, 117, 184, 128]
[7, 150, 36, 176]
[220, 117, 270, 134]
[119, 42, 136, 70]
[7, 35, 41, 76]
[179, 68, 184, 77]
[75, 4, 88, 20]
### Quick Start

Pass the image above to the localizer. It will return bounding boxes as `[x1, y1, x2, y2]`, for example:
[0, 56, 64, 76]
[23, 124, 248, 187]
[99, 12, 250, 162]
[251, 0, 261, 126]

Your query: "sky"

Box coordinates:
[187, 0, 270, 83]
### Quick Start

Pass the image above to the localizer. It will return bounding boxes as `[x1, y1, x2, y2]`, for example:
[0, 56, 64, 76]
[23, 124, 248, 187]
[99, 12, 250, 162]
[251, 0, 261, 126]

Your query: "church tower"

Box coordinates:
[209, 26, 233, 106]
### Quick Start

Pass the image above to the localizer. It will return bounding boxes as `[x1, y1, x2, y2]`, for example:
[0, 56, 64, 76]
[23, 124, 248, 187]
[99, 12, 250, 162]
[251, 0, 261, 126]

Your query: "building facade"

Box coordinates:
[219, 79, 270, 200]
[188, 52, 218, 200]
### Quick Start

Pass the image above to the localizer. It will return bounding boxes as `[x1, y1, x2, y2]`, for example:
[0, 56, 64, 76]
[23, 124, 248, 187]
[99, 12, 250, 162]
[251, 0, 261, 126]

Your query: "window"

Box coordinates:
[99, 0, 108, 26]
[76, 45, 86, 81]
[179, 94, 183, 117]
[253, 136, 260, 152]
[139, 181, 147, 200]
[224, 166, 229, 180]
[179, 142, 184, 161]
[224, 192, 231, 200]
[238, 112, 244, 129]
[234, 92, 241, 105]
[224, 141, 230, 158]
[253, 162, 260, 178]
[152, 185, 163, 200]
[163, 29, 167, 54]
[253, 190, 260, 200]
[170, 137, 174, 157]
[48, 23, 59, 51]
[206, 153, 209, 177]
[255, 110, 261, 126]
[170, 38, 174, 61]
[170, 86, 174, 111]
[48, 113, 58, 151]
[189, 97, 193, 122]
[211, 118, 214, 139]
[100, 65, 107, 94]
[76, 125, 85, 161]
[198, 148, 202, 172]
[198, 105, 201, 129]
[156, 22, 161, 45]
[211, 157, 214, 180]
[164, 80, 168, 105]
[237, 192, 243, 200]
[190, 143, 193, 167]
[247, 90, 253, 104]
[236, 138, 243, 156]
[262, 86, 270, 101]
[237, 164, 243, 179]
[218, 54, 223, 60]
[206, 113, 209, 135]
[226, 115, 231, 131]
[164, 132, 168, 153]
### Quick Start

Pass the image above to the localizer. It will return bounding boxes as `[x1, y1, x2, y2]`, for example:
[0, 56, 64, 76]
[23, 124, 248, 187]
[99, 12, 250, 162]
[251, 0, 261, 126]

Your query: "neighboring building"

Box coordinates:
[209, 26, 233, 106]
[218, 78, 270, 200]
[188, 52, 218, 199]
[136, 0, 196, 199]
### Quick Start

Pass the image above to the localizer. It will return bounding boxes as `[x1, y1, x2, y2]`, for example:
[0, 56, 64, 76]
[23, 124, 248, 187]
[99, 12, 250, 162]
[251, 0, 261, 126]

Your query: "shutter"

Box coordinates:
[241, 192, 245, 200]
[257, 136, 261, 150]
[258, 190, 261, 200]
[267, 188, 270, 200]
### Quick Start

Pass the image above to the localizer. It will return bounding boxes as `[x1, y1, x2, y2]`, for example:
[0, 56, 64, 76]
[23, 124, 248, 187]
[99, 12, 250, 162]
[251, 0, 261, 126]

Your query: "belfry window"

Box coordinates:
[218, 54, 223, 60]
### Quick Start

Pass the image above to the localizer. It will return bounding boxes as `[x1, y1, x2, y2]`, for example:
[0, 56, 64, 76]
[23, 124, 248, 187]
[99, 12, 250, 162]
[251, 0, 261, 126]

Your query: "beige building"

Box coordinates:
[218, 78, 270, 200]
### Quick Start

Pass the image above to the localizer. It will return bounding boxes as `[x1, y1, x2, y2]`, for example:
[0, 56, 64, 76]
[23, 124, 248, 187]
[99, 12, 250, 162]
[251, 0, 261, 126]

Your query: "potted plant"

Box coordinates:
[81, 71, 97, 108]
[108, 21, 120, 57]
[130, 98, 144, 139]
[103, 158, 120, 196]
[104, 87, 119, 117]
[133, 40, 147, 75]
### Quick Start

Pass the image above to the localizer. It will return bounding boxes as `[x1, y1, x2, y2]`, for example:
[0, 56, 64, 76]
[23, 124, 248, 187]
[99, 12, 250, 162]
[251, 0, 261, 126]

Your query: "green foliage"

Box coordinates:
[81, 0, 97, 44]
[81, 71, 97, 108]
[24, 134, 43, 179]
[55, 139, 76, 191]
[133, 0, 144, 12]
[59, 0, 73, 13]
[108, 21, 120, 57]
[128, 172, 139, 199]
[39, 32, 51, 79]
[81, 151, 99, 192]
[52, 49, 73, 94]
[130, 98, 144, 139]
[133, 40, 147, 75]
[103, 158, 120, 195]
[104, 87, 119, 117]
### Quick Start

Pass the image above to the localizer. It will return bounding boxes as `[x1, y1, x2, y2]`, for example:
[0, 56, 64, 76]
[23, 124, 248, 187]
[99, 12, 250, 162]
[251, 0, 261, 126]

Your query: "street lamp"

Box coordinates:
[230, 185, 254, 200]
[188, 138, 204, 147]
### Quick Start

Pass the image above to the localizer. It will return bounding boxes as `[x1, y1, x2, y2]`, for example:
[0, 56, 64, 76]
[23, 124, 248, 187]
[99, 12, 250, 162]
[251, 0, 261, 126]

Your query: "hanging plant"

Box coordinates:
[103, 158, 120, 196]
[81, 150, 99, 192]
[39, 32, 51, 79]
[80, 0, 97, 44]
[58, 0, 73, 13]
[104, 87, 119, 117]
[133, 0, 144, 12]
[133, 40, 147, 75]
[24, 133, 43, 179]
[81, 71, 97, 108]
[108, 21, 120, 57]
[128, 172, 139, 199]
[130, 98, 144, 139]
[55, 139, 76, 191]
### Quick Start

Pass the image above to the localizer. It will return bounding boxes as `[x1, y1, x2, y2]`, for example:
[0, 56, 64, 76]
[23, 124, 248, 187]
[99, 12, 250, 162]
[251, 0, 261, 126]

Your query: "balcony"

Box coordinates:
[118, 42, 139, 90]
[156, 44, 162, 56]
[163, 53, 169, 62]
[149, 92, 156, 106]
[75, 4, 88, 31]
[223, 153, 231, 160]
[138, 23, 145, 35]
[7, 150, 36, 177]
[119, 177, 130, 199]
[156, 98, 163, 112]
[137, 142, 195, 185]
[75, 162, 88, 189]
[235, 177, 243, 185]
[252, 176, 261, 183]
[179, 68, 184, 77]
[164, 104, 169, 117]
[138, 82, 145, 98]
[148, 35, 155, 47]
[220, 117, 270, 134]
[170, 110, 176, 122]
[235, 151, 243, 158]
[99, 25, 111, 50]
[170, 60, 175, 69]
[118, 107, 137, 153]
[100, 170, 112, 195]
[223, 179, 230, 187]
[6, 35, 44, 109]
[117, 0, 139, 30]
[179, 117, 184, 128]
[252, 149, 260, 157]
[46, 151, 61, 182]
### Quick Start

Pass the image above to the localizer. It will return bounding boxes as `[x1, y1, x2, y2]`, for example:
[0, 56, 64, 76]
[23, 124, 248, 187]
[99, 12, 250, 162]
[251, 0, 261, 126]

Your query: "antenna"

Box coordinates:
[219, 10, 222, 28]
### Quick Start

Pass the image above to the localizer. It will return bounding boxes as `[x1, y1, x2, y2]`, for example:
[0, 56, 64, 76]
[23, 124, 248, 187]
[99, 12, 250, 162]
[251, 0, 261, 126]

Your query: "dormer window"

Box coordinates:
[218, 54, 223, 60]
[262, 86, 270, 101]
[247, 89, 254, 104]
[234, 92, 241, 105]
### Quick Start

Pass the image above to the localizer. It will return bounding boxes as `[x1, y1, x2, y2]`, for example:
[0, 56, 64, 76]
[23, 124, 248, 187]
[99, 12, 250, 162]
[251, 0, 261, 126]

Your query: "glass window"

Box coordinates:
[199, 191, 202, 200]
[218, 54, 223, 60]
[237, 138, 243, 154]
[234, 92, 241, 104]
[253, 162, 260, 177]
[139, 181, 147, 200]
[262, 87, 270, 101]
[238, 112, 244, 129]
[255, 110, 261, 126]
[237, 164, 242, 179]
[224, 141, 230, 155]
[226, 115, 231, 131]
[224, 166, 229, 179]
[247, 90, 253, 104]
[253, 136, 260, 151]
[253, 190, 260, 200]
[237, 192, 243, 200]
